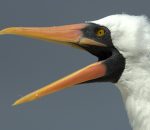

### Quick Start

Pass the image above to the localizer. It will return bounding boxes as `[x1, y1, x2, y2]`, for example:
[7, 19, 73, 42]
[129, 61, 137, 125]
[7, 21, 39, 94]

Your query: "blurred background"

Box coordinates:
[0, 0, 149, 129]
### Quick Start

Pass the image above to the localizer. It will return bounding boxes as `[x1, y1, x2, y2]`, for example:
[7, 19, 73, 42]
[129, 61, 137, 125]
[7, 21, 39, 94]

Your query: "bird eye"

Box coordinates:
[96, 29, 105, 37]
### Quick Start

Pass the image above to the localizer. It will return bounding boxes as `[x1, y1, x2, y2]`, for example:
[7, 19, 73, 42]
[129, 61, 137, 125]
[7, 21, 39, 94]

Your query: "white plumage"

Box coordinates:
[93, 14, 150, 130]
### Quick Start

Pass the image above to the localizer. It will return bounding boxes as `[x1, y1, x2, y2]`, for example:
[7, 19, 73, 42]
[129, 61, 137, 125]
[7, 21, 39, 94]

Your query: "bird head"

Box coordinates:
[0, 14, 149, 105]
[93, 14, 150, 59]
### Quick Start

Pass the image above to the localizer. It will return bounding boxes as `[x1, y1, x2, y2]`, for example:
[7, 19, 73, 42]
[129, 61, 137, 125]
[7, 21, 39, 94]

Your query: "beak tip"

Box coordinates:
[12, 92, 39, 106]
[12, 102, 18, 107]
[0, 27, 21, 35]
[12, 100, 22, 107]
[0, 29, 7, 35]
[12, 97, 28, 107]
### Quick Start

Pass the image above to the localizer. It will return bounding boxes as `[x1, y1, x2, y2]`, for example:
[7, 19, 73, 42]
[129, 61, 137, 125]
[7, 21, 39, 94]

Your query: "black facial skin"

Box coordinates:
[85, 49, 125, 83]
[82, 23, 113, 47]
[80, 23, 126, 83]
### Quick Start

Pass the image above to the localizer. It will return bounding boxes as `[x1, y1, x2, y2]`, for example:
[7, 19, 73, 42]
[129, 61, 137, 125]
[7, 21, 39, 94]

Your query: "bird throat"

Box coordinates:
[82, 47, 125, 83]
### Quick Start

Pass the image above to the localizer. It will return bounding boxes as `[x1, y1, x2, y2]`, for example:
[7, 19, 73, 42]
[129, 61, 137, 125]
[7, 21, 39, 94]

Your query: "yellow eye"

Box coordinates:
[96, 29, 105, 37]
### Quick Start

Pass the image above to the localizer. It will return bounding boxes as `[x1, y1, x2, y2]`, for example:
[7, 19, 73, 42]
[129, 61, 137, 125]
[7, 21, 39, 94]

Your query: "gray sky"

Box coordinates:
[0, 0, 149, 130]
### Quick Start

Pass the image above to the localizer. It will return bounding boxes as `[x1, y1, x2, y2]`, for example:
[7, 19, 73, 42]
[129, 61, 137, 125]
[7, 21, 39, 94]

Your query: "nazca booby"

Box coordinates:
[0, 14, 150, 130]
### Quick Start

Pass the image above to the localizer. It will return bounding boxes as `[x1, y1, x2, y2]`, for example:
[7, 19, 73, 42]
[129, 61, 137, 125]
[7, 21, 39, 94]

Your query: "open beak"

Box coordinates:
[0, 23, 114, 106]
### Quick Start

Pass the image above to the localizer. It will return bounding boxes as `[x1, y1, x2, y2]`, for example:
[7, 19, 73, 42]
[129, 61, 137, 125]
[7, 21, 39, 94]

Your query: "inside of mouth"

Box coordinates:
[97, 48, 112, 61]
[80, 45, 112, 61]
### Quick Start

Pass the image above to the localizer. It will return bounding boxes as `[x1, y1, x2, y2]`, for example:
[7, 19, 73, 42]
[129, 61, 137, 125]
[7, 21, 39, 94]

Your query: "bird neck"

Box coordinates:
[116, 59, 150, 130]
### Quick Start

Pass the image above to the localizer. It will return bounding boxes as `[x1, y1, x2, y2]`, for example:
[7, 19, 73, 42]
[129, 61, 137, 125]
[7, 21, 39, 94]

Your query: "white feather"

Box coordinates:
[92, 14, 150, 130]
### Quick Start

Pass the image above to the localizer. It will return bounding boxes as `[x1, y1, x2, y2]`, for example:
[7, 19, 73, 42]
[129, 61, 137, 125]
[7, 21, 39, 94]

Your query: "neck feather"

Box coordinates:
[116, 60, 150, 130]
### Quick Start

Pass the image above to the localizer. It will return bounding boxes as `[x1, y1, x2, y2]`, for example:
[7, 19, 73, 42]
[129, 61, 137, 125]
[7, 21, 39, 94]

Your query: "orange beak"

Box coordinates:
[0, 23, 108, 106]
